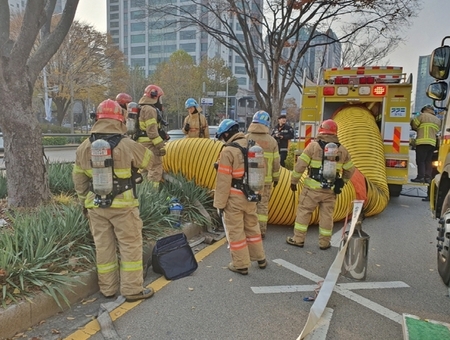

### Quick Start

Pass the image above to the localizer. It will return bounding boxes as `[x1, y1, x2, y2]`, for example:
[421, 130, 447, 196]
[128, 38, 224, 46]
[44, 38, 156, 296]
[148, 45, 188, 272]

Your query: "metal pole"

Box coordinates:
[225, 78, 229, 119]
[70, 82, 74, 134]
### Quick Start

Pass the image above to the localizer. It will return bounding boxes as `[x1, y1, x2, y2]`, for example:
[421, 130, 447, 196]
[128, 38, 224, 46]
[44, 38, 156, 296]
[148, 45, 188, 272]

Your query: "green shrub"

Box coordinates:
[40, 123, 71, 134]
[48, 162, 75, 195]
[42, 136, 69, 146]
[284, 143, 298, 170]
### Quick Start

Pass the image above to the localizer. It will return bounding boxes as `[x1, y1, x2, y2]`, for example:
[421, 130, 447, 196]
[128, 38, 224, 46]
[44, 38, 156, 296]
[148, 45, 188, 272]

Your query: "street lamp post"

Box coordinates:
[225, 78, 229, 119]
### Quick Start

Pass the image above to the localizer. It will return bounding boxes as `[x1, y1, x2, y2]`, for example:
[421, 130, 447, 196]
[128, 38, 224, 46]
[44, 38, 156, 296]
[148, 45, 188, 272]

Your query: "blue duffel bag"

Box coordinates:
[152, 233, 198, 280]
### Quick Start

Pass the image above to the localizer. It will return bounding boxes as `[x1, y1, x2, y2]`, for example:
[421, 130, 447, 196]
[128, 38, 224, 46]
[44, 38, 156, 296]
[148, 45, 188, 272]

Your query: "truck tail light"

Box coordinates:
[385, 159, 407, 168]
[323, 87, 335, 96]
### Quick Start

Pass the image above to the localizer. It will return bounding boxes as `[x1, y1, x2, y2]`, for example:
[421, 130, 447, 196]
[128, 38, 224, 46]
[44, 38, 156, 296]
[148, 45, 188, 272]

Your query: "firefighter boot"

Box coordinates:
[319, 235, 331, 250]
[228, 263, 249, 275]
[286, 232, 306, 248]
[124, 288, 154, 302]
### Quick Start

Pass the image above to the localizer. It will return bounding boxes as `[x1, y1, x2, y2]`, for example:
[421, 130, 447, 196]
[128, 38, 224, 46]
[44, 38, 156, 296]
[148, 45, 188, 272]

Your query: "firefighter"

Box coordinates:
[137, 85, 167, 187]
[72, 99, 154, 302]
[410, 104, 441, 184]
[245, 111, 280, 239]
[286, 119, 355, 250]
[271, 114, 294, 167]
[115, 93, 132, 118]
[183, 98, 210, 138]
[214, 119, 266, 274]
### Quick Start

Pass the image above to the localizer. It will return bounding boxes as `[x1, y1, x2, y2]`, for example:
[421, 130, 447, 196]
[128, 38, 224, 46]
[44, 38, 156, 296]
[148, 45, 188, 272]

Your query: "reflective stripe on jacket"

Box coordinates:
[411, 112, 441, 146]
[214, 132, 248, 209]
[246, 123, 280, 183]
[291, 134, 355, 189]
[72, 119, 152, 209]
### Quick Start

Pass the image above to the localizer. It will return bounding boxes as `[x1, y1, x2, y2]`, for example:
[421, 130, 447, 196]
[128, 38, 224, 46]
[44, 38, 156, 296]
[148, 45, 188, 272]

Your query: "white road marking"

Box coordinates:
[304, 308, 333, 340]
[252, 259, 409, 325]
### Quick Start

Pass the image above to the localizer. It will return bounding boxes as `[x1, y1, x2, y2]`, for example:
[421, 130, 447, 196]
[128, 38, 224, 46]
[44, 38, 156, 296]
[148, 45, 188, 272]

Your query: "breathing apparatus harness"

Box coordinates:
[214, 138, 263, 203]
[129, 104, 169, 142]
[308, 140, 344, 193]
[89, 133, 142, 208]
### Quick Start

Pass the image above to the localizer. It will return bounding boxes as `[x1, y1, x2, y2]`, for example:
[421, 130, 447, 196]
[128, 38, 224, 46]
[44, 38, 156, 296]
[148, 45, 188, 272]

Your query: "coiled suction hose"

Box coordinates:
[163, 106, 388, 226]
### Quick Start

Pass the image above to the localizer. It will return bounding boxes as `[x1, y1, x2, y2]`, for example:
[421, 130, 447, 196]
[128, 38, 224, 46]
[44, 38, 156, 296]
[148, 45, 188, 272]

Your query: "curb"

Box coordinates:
[0, 223, 203, 340]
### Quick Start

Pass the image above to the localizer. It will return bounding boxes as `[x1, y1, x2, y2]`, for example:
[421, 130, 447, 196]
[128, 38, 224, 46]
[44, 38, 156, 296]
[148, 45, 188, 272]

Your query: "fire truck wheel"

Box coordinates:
[388, 184, 402, 197]
[437, 212, 450, 286]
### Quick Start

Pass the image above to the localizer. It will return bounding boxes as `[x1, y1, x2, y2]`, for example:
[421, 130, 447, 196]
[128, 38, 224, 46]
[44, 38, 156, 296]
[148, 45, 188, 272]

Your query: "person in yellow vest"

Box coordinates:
[245, 111, 280, 239]
[287, 119, 355, 250]
[73, 99, 154, 302]
[183, 98, 209, 138]
[410, 104, 441, 183]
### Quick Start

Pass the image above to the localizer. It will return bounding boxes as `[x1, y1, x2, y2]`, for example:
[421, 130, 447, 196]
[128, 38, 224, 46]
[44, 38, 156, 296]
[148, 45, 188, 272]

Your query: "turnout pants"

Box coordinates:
[140, 141, 163, 183]
[88, 206, 144, 297]
[223, 194, 265, 269]
[293, 186, 336, 247]
[257, 183, 273, 236]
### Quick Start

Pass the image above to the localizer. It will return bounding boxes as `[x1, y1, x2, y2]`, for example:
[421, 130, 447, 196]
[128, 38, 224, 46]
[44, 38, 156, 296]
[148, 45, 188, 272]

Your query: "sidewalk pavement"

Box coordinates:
[0, 223, 204, 340]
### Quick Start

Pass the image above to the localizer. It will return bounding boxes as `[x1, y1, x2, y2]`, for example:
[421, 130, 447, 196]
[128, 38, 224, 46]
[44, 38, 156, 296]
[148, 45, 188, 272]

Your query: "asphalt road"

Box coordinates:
[17, 154, 450, 340]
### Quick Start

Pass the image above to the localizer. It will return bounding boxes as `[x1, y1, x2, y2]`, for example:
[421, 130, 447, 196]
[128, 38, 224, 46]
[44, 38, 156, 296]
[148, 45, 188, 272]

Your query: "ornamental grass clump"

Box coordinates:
[0, 203, 94, 308]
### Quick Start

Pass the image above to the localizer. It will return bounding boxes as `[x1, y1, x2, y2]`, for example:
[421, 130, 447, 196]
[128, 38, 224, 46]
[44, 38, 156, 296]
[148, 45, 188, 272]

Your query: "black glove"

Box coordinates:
[82, 207, 89, 219]
[273, 181, 278, 188]
[290, 183, 297, 192]
[184, 123, 190, 132]
[333, 178, 345, 195]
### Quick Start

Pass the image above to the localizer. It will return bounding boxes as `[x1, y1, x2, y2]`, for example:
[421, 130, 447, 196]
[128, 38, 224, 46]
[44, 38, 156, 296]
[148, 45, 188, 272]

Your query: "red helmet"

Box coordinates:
[318, 119, 337, 135]
[96, 99, 124, 122]
[144, 85, 164, 99]
[115, 93, 132, 106]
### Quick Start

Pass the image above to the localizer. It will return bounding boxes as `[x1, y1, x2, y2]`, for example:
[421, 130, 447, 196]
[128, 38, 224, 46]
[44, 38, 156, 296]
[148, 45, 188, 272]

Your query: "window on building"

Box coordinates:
[110, 13, 119, 20]
[131, 58, 146, 67]
[237, 77, 247, 86]
[131, 46, 145, 55]
[130, 0, 145, 7]
[180, 30, 196, 40]
[131, 10, 145, 19]
[110, 30, 119, 36]
[149, 45, 162, 53]
[124, 36, 128, 44]
[164, 45, 177, 53]
[110, 0, 119, 2]
[110, 21, 119, 28]
[131, 34, 146, 43]
[181, 4, 197, 13]
[180, 43, 196, 52]
[163, 32, 176, 41]
[131, 22, 145, 31]
[113, 37, 120, 44]
[124, 48, 128, 55]
[235, 66, 246, 75]
[110, 5, 119, 12]
[149, 57, 165, 65]
[201, 43, 208, 52]
[235, 55, 244, 64]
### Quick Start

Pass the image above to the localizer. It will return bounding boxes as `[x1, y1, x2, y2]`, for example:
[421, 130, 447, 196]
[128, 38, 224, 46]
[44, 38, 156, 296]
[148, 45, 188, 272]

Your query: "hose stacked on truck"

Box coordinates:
[163, 105, 389, 226]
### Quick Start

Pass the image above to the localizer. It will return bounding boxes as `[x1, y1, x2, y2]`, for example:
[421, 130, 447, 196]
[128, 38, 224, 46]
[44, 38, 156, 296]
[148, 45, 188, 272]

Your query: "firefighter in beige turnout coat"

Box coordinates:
[137, 85, 166, 186]
[183, 98, 209, 138]
[73, 99, 154, 302]
[245, 111, 280, 238]
[214, 119, 266, 275]
[287, 119, 355, 250]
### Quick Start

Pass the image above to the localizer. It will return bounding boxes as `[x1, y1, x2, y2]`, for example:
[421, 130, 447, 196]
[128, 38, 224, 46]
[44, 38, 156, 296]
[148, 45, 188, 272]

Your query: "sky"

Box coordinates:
[74, 0, 450, 97]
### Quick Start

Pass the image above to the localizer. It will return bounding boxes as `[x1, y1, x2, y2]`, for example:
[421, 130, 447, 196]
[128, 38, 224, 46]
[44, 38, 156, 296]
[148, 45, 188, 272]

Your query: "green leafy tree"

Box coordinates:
[0, 0, 79, 208]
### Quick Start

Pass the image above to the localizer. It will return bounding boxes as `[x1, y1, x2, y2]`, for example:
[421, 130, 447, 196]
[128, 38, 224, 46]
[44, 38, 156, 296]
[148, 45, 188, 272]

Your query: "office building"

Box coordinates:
[415, 55, 435, 113]
[8, 0, 66, 14]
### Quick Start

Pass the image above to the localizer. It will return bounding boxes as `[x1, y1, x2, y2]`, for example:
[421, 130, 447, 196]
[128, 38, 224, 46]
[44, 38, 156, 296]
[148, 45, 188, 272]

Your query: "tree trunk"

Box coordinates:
[1, 81, 51, 208]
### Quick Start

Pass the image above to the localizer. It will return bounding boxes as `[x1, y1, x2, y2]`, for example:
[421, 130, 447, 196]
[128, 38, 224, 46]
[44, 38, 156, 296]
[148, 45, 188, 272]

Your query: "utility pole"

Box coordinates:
[225, 78, 229, 120]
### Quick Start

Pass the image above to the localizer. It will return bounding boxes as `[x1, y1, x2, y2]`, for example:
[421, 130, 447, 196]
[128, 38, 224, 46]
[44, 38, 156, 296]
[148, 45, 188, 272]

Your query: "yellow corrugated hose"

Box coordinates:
[163, 106, 388, 226]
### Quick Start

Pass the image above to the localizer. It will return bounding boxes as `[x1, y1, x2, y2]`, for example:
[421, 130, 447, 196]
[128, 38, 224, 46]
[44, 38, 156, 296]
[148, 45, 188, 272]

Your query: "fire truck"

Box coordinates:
[298, 66, 413, 197]
[425, 36, 450, 286]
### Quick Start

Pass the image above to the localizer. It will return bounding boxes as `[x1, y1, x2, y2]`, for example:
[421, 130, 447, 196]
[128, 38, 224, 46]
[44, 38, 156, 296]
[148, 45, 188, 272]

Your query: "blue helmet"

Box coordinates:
[216, 119, 239, 140]
[252, 110, 271, 127]
[185, 98, 199, 109]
